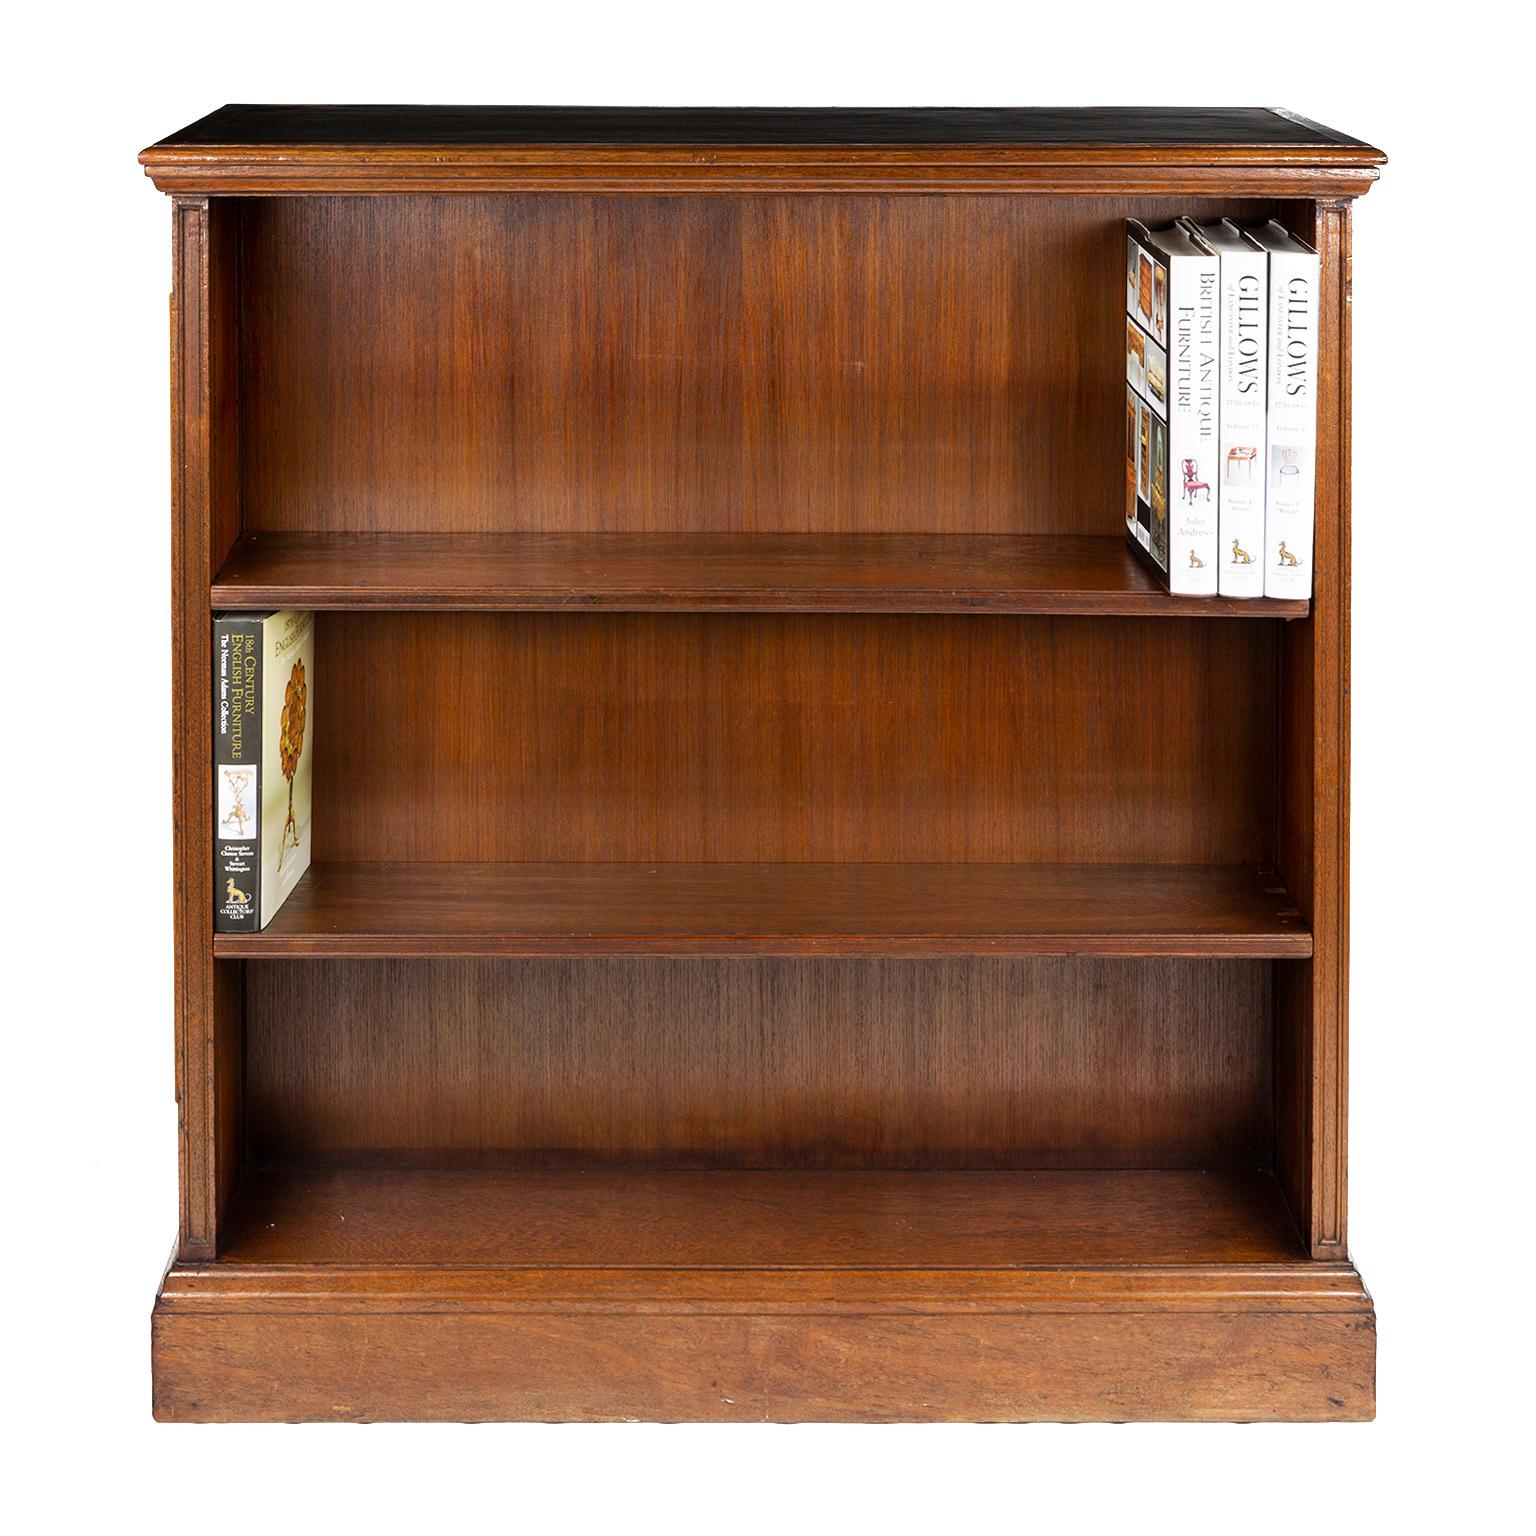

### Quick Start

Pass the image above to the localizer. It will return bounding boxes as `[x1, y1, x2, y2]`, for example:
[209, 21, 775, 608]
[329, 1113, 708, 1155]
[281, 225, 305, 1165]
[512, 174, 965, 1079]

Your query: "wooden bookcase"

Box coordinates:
[141, 106, 1384, 1422]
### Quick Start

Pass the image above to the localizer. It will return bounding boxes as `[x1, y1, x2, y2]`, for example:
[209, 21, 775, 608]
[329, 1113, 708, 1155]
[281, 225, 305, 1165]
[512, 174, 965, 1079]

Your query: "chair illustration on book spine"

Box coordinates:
[1182, 458, 1211, 502]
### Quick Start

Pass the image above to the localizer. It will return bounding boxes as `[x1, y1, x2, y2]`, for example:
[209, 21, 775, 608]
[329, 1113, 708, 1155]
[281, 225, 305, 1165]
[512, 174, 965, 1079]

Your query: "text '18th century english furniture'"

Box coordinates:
[141, 105, 1384, 1422]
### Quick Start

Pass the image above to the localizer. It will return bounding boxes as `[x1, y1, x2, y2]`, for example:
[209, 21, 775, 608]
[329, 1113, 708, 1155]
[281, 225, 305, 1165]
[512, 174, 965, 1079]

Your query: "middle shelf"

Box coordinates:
[214, 861, 1311, 959]
[211, 531, 1309, 617]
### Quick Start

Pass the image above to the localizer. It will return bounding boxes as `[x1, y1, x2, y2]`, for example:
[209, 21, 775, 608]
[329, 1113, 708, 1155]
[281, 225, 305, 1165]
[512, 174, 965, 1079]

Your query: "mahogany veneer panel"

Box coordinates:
[214, 861, 1310, 958]
[213, 531, 1309, 616]
[311, 612, 1278, 865]
[152, 1304, 1375, 1422]
[245, 957, 1274, 1169]
[237, 195, 1281, 536]
[171, 199, 244, 1260]
[219, 1167, 1307, 1267]
[152, 1247, 1375, 1421]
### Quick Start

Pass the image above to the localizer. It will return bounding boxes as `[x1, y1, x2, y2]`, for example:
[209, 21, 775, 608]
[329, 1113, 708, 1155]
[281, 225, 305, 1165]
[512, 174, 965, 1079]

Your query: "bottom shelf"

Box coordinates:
[154, 1167, 1374, 1422]
[219, 1165, 1309, 1267]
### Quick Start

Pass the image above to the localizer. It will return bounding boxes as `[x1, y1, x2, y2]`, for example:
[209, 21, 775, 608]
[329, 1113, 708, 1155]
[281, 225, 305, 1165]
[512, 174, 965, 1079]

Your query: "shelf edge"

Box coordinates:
[215, 933, 1313, 959]
[209, 585, 1309, 618]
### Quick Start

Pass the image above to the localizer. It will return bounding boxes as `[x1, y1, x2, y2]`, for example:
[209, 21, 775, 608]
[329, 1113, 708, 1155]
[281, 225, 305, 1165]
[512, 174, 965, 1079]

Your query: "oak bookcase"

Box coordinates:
[141, 106, 1384, 1422]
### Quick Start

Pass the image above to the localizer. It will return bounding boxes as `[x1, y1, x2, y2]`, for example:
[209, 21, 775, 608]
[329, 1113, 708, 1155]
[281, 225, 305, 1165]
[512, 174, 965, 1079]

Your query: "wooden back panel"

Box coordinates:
[246, 957, 1273, 1170]
[313, 611, 1276, 864]
[239, 194, 1282, 535]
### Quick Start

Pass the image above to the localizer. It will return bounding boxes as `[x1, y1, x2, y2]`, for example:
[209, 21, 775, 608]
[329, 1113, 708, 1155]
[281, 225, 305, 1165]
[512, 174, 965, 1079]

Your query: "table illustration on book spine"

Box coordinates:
[1127, 320, 1146, 393]
[1126, 394, 1138, 508]
[219, 767, 253, 838]
[1146, 339, 1166, 406]
[1150, 417, 1169, 565]
[1138, 401, 1151, 501]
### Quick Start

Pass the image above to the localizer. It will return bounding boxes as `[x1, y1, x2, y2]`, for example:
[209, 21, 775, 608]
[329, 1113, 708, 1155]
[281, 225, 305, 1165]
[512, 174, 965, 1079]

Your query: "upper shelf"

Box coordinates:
[140, 105, 1385, 196]
[211, 532, 1308, 617]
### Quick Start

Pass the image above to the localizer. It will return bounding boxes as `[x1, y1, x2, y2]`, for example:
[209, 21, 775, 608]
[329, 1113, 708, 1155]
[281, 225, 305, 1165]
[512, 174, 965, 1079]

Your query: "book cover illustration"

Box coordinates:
[1184, 219, 1268, 598]
[1124, 222, 1218, 593]
[213, 609, 314, 932]
[1243, 221, 1320, 599]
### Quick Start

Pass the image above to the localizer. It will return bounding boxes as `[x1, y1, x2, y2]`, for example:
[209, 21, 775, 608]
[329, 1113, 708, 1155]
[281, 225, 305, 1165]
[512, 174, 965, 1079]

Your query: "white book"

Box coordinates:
[1124, 221, 1219, 594]
[1242, 221, 1320, 599]
[1184, 219, 1267, 597]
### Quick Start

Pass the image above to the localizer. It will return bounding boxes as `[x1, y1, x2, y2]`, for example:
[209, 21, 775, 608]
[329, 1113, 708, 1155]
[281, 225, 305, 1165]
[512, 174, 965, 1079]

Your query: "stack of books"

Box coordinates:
[1124, 218, 1320, 599]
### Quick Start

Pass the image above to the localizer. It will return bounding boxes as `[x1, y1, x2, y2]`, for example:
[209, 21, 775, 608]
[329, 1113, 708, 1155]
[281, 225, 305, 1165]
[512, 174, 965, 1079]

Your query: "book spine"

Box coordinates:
[1124, 226, 1154, 564]
[1123, 224, 1170, 582]
[1216, 247, 1268, 597]
[1263, 247, 1321, 599]
[213, 615, 263, 932]
[1164, 252, 1220, 595]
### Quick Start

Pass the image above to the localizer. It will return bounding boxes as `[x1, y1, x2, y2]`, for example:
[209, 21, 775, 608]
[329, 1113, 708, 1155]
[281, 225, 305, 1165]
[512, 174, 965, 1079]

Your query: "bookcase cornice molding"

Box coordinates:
[141, 147, 1384, 198]
[140, 104, 1385, 197]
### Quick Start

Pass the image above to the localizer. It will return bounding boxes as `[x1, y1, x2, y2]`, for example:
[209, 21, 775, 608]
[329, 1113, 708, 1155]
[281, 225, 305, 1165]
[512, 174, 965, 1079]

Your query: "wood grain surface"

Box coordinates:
[218, 1166, 1306, 1266]
[155, 1257, 1374, 1314]
[212, 530, 1309, 616]
[170, 198, 244, 1260]
[151, 1307, 1376, 1422]
[215, 862, 1310, 958]
[306, 611, 1278, 865]
[235, 195, 1283, 535]
[245, 956, 1274, 1169]
[1275, 201, 1353, 1259]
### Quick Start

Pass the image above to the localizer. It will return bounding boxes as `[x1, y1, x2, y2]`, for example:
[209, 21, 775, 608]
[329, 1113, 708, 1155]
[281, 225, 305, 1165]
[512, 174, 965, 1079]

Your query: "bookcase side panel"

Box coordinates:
[1276, 200, 1351, 1259]
[171, 196, 244, 1258]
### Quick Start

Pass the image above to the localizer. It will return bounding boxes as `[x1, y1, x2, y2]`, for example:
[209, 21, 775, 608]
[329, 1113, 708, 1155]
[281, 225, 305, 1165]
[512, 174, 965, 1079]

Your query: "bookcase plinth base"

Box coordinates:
[152, 1262, 1375, 1423]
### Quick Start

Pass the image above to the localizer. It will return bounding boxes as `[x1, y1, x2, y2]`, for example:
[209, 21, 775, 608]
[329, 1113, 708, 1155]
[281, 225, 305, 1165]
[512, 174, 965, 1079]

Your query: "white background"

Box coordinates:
[4, 2, 1529, 1527]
